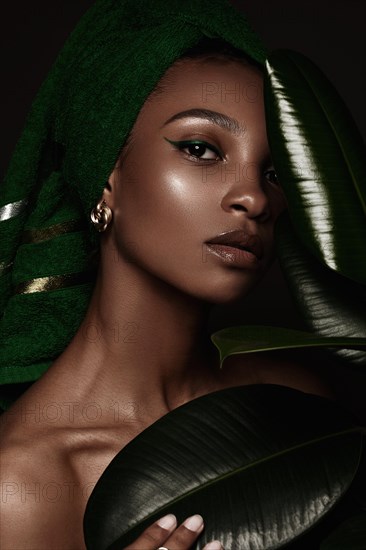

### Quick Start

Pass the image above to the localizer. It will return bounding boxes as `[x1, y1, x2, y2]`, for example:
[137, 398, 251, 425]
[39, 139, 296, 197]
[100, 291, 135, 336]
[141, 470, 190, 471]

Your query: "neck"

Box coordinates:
[53, 247, 221, 418]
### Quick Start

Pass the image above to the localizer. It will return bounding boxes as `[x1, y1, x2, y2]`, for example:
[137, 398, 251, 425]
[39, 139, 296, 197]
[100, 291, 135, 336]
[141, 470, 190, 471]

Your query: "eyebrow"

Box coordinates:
[161, 108, 247, 137]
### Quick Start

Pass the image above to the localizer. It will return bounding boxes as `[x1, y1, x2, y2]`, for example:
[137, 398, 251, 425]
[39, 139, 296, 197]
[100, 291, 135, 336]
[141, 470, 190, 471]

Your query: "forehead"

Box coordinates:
[160, 57, 262, 91]
[136, 58, 265, 127]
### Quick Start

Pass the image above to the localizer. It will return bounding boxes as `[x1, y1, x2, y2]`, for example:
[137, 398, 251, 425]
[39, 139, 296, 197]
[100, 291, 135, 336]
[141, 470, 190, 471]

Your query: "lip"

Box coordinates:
[205, 229, 264, 261]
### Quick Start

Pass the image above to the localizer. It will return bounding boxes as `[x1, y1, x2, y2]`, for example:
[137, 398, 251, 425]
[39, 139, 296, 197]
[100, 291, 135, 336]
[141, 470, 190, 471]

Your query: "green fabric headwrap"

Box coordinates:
[0, 0, 266, 410]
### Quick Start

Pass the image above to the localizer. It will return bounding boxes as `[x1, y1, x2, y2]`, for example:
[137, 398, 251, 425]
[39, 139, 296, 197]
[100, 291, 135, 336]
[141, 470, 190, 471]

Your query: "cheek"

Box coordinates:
[112, 163, 205, 258]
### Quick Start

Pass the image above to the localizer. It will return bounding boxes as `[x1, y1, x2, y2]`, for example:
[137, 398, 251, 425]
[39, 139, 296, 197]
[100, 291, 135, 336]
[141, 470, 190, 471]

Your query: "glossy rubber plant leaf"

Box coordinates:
[320, 513, 366, 549]
[275, 212, 366, 367]
[83, 385, 364, 550]
[211, 323, 366, 368]
[264, 49, 366, 285]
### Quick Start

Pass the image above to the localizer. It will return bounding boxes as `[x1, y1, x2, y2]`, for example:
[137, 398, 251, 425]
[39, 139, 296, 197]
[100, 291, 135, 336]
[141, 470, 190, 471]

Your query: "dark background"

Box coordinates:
[1, 1, 365, 345]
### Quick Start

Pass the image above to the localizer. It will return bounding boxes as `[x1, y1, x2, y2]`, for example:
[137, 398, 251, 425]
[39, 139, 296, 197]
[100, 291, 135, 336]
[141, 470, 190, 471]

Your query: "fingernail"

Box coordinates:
[183, 514, 204, 532]
[156, 513, 177, 530]
[203, 541, 224, 550]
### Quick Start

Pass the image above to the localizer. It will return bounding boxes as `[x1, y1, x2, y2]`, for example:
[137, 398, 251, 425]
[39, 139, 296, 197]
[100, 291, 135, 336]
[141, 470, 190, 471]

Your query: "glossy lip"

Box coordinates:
[205, 229, 264, 260]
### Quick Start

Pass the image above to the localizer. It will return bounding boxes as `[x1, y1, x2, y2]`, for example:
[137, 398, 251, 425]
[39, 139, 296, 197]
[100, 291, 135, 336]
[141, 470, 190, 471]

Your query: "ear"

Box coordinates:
[103, 163, 120, 208]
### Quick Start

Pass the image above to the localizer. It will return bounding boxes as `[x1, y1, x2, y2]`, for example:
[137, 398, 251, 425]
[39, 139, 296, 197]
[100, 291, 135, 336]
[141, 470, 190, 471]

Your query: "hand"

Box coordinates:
[124, 513, 223, 549]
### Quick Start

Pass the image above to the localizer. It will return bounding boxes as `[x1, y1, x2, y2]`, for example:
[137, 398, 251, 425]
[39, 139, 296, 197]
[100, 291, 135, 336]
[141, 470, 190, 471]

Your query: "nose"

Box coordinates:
[220, 163, 271, 222]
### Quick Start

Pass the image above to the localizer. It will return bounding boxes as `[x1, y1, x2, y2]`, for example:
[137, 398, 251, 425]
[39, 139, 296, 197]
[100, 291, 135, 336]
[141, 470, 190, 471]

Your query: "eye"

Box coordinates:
[164, 138, 223, 162]
[183, 142, 219, 160]
[264, 169, 280, 186]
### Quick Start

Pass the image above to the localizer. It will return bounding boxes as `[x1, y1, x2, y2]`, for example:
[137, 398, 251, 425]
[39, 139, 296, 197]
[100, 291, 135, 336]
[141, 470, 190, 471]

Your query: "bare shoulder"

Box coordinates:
[1, 444, 46, 545]
[0, 423, 88, 549]
[0, 391, 132, 550]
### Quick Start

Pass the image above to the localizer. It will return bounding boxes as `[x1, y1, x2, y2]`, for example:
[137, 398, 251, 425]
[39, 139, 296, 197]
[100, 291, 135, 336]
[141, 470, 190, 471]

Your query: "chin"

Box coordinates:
[196, 281, 258, 306]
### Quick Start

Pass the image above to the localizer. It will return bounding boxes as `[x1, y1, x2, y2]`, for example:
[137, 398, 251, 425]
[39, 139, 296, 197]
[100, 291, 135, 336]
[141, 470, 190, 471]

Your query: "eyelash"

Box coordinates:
[164, 138, 223, 163]
[164, 137, 280, 186]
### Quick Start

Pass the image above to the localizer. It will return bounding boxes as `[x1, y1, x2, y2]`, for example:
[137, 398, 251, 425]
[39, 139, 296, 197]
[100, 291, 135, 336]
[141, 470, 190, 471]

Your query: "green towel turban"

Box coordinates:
[0, 0, 266, 410]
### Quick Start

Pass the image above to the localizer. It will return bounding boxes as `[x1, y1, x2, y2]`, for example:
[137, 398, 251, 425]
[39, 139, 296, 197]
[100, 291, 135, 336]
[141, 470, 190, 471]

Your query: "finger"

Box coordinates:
[202, 542, 224, 550]
[162, 514, 205, 549]
[124, 513, 177, 549]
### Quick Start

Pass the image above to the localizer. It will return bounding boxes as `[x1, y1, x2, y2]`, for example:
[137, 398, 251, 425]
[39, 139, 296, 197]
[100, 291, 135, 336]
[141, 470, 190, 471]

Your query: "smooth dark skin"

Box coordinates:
[0, 58, 333, 549]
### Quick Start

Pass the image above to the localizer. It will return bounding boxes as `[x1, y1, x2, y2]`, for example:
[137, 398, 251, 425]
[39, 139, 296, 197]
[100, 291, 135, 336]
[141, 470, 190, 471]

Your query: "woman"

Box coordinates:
[0, 0, 334, 548]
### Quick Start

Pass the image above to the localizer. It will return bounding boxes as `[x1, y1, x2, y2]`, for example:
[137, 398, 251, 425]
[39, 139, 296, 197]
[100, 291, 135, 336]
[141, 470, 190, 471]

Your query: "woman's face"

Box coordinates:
[106, 57, 287, 304]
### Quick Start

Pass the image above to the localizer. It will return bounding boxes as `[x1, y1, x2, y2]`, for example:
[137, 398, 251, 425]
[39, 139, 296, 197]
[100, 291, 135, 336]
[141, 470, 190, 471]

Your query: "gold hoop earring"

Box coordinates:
[90, 199, 113, 232]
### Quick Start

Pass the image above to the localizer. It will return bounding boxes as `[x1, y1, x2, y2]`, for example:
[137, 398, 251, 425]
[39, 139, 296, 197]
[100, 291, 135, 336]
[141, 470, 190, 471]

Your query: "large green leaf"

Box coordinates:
[83, 385, 364, 550]
[275, 212, 366, 367]
[264, 49, 366, 285]
[211, 323, 366, 368]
